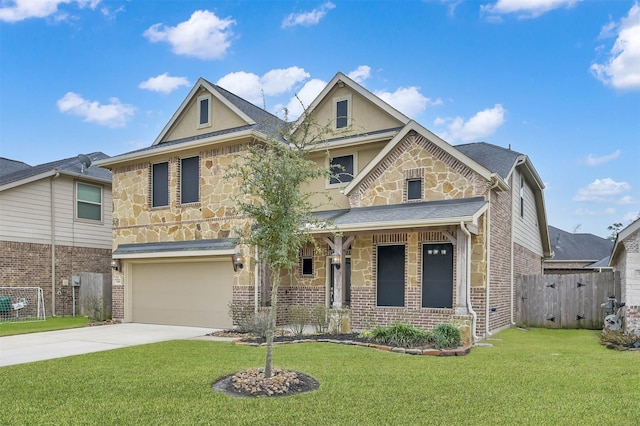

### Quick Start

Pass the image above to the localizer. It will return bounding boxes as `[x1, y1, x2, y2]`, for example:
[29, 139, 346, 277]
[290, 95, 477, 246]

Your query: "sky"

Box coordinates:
[0, 0, 638, 239]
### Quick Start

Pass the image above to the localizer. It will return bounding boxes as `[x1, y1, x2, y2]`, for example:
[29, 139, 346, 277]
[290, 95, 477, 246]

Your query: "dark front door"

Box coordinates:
[422, 243, 454, 308]
[377, 245, 405, 307]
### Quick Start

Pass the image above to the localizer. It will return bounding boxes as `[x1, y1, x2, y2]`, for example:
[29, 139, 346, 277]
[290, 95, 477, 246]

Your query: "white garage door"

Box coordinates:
[131, 259, 233, 328]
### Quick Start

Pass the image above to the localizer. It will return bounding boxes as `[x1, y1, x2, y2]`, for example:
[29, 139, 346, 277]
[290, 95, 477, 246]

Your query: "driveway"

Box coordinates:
[0, 323, 231, 367]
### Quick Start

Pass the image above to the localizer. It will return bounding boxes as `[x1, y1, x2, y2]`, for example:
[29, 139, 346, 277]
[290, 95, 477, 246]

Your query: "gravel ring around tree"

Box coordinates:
[212, 369, 320, 398]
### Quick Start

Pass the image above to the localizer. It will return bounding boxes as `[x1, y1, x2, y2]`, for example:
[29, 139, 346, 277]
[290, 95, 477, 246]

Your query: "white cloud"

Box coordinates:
[573, 178, 632, 202]
[436, 104, 506, 142]
[139, 73, 190, 94]
[582, 149, 621, 166]
[590, 4, 640, 91]
[282, 1, 335, 28]
[574, 207, 616, 216]
[144, 10, 235, 60]
[57, 92, 135, 127]
[0, 0, 100, 22]
[623, 211, 640, 222]
[374, 87, 440, 118]
[285, 79, 327, 119]
[481, 0, 581, 19]
[347, 66, 371, 84]
[217, 67, 310, 105]
[618, 195, 637, 205]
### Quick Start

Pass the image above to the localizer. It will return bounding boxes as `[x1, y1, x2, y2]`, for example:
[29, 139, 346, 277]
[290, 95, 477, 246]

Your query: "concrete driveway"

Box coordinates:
[0, 323, 230, 367]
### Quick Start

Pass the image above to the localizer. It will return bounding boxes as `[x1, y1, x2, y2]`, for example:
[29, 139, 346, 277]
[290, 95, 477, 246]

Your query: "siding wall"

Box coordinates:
[0, 175, 112, 249]
[511, 169, 543, 256]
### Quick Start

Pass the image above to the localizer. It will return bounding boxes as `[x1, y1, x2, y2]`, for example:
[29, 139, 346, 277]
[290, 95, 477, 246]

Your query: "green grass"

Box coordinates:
[0, 316, 89, 336]
[1, 328, 638, 425]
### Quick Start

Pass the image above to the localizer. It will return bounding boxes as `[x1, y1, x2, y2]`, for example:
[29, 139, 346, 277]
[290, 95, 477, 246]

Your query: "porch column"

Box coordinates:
[456, 227, 470, 315]
[324, 235, 354, 309]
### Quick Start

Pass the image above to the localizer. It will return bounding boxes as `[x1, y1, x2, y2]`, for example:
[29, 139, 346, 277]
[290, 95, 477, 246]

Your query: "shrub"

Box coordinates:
[311, 305, 330, 334]
[429, 323, 462, 349]
[228, 301, 270, 338]
[288, 305, 309, 336]
[600, 329, 640, 349]
[367, 323, 430, 348]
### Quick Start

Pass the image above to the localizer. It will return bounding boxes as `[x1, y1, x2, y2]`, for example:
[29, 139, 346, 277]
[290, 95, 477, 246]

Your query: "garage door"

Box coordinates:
[131, 259, 233, 328]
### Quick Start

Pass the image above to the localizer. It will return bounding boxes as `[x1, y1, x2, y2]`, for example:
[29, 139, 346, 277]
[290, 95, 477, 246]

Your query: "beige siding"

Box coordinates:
[511, 169, 543, 256]
[0, 179, 52, 244]
[0, 176, 112, 249]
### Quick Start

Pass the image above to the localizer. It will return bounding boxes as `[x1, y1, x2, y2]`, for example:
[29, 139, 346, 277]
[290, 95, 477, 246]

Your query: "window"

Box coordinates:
[76, 182, 102, 221]
[520, 176, 525, 218]
[377, 245, 405, 307]
[180, 156, 199, 204]
[152, 162, 169, 208]
[329, 154, 354, 185]
[198, 94, 211, 128]
[336, 99, 348, 129]
[407, 179, 422, 200]
[301, 257, 314, 276]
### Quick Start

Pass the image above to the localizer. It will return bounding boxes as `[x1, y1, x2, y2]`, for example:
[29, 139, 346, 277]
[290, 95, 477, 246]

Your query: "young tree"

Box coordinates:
[227, 111, 334, 378]
[607, 222, 624, 241]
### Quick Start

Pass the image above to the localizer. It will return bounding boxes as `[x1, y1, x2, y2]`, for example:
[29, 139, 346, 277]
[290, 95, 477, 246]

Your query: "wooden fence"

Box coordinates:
[516, 271, 620, 329]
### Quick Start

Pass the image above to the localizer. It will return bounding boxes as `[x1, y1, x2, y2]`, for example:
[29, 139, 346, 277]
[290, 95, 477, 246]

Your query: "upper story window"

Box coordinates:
[334, 95, 351, 129]
[329, 154, 354, 185]
[151, 162, 169, 208]
[76, 182, 102, 221]
[180, 156, 200, 205]
[520, 176, 525, 218]
[198, 94, 211, 128]
[407, 179, 422, 201]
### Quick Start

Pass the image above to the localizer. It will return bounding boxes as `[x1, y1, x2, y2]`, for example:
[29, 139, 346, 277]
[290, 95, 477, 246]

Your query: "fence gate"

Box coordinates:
[517, 271, 620, 329]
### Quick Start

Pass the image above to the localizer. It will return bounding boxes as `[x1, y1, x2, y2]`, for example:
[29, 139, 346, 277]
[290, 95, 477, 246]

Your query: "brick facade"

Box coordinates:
[0, 240, 111, 316]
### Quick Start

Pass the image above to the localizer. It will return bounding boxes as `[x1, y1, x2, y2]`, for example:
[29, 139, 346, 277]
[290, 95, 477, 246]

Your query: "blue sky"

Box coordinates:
[1, 0, 638, 238]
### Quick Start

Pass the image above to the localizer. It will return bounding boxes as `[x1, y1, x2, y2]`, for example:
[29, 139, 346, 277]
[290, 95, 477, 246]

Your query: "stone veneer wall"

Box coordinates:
[349, 131, 490, 207]
[618, 228, 640, 331]
[0, 240, 111, 317]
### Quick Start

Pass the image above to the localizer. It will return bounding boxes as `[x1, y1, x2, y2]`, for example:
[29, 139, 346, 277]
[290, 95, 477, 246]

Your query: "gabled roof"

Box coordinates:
[547, 225, 614, 261]
[152, 77, 285, 146]
[609, 217, 640, 266]
[292, 72, 411, 133]
[312, 197, 487, 233]
[0, 158, 31, 176]
[0, 152, 112, 191]
[455, 142, 521, 180]
[585, 256, 612, 269]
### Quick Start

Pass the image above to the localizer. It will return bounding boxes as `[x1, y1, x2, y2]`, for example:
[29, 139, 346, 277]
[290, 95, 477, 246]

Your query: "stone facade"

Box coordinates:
[0, 240, 111, 316]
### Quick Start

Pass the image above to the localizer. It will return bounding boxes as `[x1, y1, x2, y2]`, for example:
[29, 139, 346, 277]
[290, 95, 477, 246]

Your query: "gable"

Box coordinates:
[160, 87, 251, 143]
[349, 130, 488, 208]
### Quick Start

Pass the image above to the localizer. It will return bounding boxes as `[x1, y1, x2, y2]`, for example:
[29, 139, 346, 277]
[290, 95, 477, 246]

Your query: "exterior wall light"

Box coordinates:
[331, 253, 341, 269]
[111, 259, 121, 272]
[232, 252, 245, 272]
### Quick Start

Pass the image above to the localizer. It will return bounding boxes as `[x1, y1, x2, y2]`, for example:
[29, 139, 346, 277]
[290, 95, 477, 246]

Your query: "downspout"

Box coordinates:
[485, 177, 501, 337]
[50, 172, 60, 316]
[254, 247, 259, 314]
[460, 221, 479, 341]
[510, 158, 525, 326]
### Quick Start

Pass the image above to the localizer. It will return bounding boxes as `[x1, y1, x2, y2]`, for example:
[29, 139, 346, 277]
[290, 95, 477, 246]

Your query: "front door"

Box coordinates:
[422, 243, 454, 308]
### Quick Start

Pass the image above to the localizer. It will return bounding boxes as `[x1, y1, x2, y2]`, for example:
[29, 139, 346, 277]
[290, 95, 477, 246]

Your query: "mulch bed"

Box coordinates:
[212, 368, 320, 398]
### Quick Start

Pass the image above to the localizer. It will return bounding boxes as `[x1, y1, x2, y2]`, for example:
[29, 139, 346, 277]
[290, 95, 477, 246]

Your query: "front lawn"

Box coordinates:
[0, 316, 89, 336]
[0, 328, 638, 424]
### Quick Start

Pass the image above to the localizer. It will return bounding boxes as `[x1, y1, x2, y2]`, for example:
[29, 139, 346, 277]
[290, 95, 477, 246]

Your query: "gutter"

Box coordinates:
[460, 221, 479, 342]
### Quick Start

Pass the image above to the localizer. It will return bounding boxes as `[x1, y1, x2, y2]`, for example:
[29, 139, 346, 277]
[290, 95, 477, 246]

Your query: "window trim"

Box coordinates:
[151, 161, 169, 208]
[179, 155, 200, 206]
[301, 257, 314, 277]
[406, 178, 423, 201]
[197, 94, 211, 129]
[75, 181, 103, 222]
[333, 95, 352, 130]
[327, 153, 356, 187]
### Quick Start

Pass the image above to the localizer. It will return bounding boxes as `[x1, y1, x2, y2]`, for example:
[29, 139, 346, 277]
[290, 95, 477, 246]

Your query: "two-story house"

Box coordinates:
[0, 153, 112, 317]
[96, 72, 551, 339]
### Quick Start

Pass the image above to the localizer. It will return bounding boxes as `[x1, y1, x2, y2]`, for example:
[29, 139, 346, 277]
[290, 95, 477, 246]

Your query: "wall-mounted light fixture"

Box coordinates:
[111, 259, 121, 272]
[231, 252, 245, 272]
[331, 252, 341, 270]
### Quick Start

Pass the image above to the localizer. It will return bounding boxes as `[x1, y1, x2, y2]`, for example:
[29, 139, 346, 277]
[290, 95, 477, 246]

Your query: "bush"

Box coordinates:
[228, 301, 270, 338]
[429, 323, 461, 349]
[311, 305, 330, 334]
[366, 323, 431, 348]
[600, 329, 640, 349]
[288, 305, 309, 336]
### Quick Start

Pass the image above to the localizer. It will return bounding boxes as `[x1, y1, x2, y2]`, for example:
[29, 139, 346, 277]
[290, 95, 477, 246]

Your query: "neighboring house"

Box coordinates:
[0, 153, 112, 316]
[544, 226, 613, 274]
[96, 72, 551, 339]
[609, 218, 640, 331]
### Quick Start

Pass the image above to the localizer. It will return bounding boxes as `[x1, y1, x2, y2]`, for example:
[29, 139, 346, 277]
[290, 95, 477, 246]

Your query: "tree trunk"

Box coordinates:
[264, 267, 280, 378]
